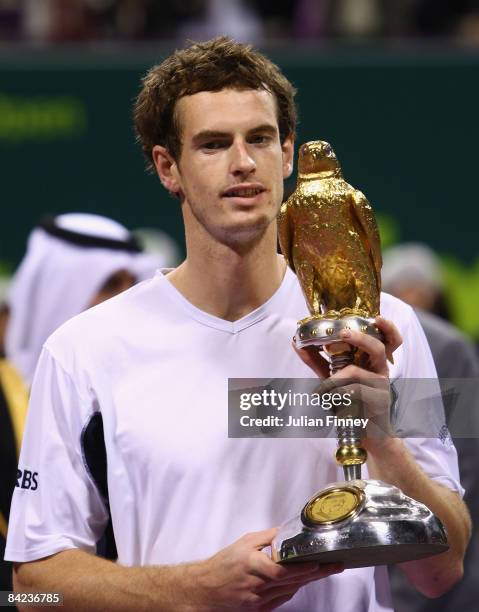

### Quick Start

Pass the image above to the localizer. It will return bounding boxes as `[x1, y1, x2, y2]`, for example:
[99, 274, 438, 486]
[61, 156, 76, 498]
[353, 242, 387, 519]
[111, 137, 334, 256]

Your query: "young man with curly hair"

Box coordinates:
[6, 38, 470, 611]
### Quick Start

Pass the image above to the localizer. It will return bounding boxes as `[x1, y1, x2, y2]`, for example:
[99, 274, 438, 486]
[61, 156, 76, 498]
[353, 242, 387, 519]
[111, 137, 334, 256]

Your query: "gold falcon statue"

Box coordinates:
[278, 140, 382, 319]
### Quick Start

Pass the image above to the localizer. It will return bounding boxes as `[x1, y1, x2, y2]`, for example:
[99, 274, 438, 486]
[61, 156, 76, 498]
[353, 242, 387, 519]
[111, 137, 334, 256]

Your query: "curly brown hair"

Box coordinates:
[134, 36, 297, 171]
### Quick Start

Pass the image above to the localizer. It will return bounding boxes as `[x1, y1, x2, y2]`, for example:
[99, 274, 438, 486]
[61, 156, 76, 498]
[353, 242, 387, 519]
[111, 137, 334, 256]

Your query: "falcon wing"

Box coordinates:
[350, 190, 382, 291]
[277, 199, 295, 272]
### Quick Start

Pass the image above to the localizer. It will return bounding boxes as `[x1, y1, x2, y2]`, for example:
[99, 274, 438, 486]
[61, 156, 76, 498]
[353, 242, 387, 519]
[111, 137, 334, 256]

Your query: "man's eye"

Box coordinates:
[202, 141, 226, 150]
[250, 135, 272, 144]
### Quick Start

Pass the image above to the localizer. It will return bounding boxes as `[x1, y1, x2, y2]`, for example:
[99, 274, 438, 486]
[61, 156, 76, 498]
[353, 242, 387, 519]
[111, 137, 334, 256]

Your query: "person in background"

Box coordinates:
[177, 0, 263, 44]
[1, 212, 142, 589]
[383, 244, 479, 612]
[381, 242, 451, 321]
[5, 213, 142, 388]
[132, 227, 182, 282]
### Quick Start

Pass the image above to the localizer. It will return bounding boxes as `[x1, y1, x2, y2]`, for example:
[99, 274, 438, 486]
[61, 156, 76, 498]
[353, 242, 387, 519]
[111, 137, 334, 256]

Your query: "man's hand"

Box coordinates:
[293, 316, 402, 450]
[293, 316, 401, 380]
[292, 315, 471, 598]
[13, 532, 344, 612]
[193, 528, 344, 611]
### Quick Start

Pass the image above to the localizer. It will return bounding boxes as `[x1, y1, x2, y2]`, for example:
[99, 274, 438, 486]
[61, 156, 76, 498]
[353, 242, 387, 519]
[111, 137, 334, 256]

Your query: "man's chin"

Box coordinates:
[217, 214, 273, 244]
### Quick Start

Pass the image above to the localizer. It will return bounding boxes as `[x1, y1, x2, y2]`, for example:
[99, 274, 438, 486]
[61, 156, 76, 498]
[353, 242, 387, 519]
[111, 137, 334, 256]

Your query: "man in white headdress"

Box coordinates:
[1, 212, 142, 589]
[5, 213, 142, 387]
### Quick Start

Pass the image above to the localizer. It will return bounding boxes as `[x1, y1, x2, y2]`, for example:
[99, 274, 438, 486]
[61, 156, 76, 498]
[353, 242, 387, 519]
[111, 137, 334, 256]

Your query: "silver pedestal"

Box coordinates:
[272, 479, 448, 567]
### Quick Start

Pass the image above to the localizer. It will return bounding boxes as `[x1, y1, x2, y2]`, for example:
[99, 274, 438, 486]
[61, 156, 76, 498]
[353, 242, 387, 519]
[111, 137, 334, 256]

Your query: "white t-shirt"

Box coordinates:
[5, 267, 462, 611]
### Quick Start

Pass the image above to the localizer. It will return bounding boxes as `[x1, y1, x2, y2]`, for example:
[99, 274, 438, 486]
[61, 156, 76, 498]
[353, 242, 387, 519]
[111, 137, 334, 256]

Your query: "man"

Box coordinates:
[382, 244, 479, 609]
[386, 311, 479, 611]
[5, 38, 470, 610]
[5, 213, 141, 387]
[1, 213, 142, 590]
[381, 243, 451, 321]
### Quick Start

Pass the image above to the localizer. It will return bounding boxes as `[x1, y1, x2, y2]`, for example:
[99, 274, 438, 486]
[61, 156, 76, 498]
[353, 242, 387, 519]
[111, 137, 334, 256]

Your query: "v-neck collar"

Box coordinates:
[156, 264, 295, 334]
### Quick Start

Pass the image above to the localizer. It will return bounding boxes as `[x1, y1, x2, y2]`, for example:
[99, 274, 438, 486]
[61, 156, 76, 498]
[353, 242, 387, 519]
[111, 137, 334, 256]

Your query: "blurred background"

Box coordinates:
[0, 0, 478, 339]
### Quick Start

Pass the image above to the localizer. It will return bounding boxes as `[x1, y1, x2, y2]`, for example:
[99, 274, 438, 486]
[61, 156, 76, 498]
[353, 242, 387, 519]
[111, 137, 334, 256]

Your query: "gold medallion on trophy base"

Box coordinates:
[302, 486, 364, 526]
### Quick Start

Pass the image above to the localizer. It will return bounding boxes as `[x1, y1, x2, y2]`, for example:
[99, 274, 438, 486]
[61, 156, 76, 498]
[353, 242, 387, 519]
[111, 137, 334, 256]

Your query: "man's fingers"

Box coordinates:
[257, 563, 345, 600]
[241, 528, 279, 550]
[292, 341, 330, 378]
[375, 316, 402, 363]
[252, 554, 318, 581]
[292, 318, 402, 378]
[255, 559, 344, 586]
[334, 328, 388, 376]
[277, 562, 344, 585]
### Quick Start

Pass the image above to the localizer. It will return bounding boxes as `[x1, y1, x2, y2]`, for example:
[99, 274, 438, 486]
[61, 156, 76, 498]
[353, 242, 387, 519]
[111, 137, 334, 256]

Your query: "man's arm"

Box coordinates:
[365, 437, 471, 597]
[13, 529, 344, 612]
[294, 317, 471, 598]
[357, 317, 472, 597]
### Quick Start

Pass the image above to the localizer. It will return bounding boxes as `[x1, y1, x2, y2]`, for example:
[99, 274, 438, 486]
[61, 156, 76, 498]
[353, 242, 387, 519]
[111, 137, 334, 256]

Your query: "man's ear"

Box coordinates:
[152, 145, 181, 195]
[282, 135, 294, 179]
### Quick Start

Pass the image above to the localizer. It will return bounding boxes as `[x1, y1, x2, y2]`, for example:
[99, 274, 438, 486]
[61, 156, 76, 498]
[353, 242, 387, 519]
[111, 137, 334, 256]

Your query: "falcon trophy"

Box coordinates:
[272, 141, 448, 567]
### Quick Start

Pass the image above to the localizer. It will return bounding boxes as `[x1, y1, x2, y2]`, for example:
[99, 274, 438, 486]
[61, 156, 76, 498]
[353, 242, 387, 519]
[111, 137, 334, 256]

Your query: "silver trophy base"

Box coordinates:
[295, 314, 382, 350]
[272, 479, 448, 568]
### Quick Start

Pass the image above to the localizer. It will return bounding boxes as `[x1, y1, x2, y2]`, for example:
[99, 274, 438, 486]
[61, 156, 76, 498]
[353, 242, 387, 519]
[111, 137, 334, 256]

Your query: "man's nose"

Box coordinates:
[230, 141, 256, 176]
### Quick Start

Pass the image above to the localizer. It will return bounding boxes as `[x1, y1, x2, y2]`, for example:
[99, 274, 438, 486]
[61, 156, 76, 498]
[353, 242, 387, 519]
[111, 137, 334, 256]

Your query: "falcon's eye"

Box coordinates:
[324, 144, 332, 155]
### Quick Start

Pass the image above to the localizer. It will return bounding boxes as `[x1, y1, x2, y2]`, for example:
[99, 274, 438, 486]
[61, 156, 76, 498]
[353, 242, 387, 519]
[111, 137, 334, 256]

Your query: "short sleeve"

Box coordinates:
[4, 348, 109, 562]
[393, 306, 464, 497]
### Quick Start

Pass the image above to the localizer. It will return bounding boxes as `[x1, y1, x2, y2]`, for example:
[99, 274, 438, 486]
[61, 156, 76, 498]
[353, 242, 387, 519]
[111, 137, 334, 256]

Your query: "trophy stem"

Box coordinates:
[330, 351, 367, 481]
[329, 351, 353, 374]
[337, 426, 364, 481]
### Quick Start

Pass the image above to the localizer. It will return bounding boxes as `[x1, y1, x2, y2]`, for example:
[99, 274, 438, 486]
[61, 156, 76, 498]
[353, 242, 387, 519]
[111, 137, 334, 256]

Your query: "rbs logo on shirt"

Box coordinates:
[16, 468, 39, 491]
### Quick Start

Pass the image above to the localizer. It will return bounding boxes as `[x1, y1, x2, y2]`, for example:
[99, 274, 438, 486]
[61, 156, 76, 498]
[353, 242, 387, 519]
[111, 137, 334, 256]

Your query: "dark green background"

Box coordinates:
[1, 43, 478, 334]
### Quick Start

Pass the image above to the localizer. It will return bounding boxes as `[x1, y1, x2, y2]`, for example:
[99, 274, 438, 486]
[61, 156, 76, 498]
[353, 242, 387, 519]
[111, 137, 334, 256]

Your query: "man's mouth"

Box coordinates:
[222, 185, 266, 198]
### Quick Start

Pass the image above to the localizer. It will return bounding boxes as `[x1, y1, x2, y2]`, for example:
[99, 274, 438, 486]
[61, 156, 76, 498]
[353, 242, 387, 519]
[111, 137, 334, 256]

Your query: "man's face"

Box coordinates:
[88, 269, 136, 308]
[161, 88, 293, 247]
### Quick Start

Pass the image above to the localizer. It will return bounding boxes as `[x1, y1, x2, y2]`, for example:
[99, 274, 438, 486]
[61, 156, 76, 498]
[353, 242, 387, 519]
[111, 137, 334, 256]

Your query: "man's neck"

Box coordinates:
[166, 227, 287, 322]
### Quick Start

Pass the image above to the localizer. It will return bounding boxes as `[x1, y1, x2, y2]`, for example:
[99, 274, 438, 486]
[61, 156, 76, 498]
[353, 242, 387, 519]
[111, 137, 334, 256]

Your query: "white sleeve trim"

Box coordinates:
[5, 540, 95, 563]
[430, 475, 465, 499]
